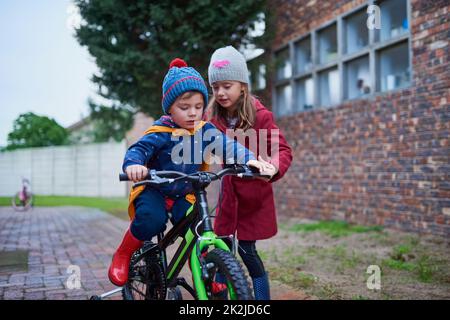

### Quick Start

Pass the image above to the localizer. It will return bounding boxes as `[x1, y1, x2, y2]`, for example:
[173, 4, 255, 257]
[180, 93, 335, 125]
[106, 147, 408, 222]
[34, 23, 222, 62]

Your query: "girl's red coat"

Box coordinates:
[210, 99, 293, 240]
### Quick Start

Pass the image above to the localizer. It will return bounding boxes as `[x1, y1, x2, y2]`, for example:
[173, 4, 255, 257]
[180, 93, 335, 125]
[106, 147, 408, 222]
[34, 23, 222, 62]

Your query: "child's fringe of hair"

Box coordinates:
[207, 84, 256, 131]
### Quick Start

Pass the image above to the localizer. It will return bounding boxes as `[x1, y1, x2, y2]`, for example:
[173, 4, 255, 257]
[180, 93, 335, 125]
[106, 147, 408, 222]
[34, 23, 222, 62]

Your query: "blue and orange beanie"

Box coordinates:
[161, 58, 209, 114]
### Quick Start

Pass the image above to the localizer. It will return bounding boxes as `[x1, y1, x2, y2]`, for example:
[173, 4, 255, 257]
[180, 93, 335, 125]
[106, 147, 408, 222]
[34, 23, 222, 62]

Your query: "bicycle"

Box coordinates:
[90, 164, 268, 300]
[11, 178, 33, 212]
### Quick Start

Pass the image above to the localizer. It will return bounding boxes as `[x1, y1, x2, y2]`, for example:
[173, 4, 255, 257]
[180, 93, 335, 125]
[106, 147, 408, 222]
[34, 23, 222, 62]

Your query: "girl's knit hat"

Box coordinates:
[208, 46, 249, 85]
[162, 58, 209, 114]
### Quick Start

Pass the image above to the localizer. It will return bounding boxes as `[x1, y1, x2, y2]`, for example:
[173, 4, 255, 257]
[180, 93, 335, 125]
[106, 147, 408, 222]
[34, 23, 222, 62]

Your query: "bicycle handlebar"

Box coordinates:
[119, 164, 271, 186]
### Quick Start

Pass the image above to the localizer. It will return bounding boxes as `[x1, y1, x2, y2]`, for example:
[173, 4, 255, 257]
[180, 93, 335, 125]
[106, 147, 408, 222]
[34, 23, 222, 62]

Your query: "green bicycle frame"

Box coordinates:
[120, 166, 259, 300]
[190, 231, 237, 300]
[163, 196, 236, 300]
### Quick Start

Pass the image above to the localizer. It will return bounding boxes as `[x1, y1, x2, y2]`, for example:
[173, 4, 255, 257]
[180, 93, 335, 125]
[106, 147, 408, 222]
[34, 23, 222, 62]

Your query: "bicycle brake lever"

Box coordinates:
[237, 165, 272, 180]
[237, 165, 255, 179]
[149, 169, 175, 184]
[132, 170, 174, 188]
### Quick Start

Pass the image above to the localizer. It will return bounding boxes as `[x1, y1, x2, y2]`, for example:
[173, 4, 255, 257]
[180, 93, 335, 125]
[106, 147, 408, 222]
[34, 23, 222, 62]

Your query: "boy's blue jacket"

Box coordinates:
[123, 115, 255, 199]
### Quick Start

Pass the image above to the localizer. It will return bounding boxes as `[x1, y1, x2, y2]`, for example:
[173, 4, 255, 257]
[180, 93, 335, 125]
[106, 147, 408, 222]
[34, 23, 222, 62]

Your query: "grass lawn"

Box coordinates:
[286, 220, 384, 238]
[259, 218, 450, 299]
[0, 195, 129, 220]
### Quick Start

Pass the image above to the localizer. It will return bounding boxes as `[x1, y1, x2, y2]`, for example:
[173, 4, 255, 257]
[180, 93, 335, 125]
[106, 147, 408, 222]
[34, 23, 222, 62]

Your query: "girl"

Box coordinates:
[207, 46, 293, 300]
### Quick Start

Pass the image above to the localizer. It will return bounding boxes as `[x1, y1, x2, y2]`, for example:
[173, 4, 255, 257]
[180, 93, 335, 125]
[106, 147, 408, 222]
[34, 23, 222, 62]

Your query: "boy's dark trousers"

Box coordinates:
[109, 187, 192, 286]
[131, 187, 192, 241]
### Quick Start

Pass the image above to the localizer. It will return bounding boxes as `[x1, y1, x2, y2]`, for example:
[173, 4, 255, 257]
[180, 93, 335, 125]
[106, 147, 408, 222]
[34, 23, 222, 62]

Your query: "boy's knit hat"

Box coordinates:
[208, 46, 249, 85]
[162, 58, 208, 114]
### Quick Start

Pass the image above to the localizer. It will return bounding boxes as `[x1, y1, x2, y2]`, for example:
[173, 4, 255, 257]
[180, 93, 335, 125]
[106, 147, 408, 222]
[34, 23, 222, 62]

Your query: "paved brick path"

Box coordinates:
[0, 207, 127, 300]
[0, 206, 309, 300]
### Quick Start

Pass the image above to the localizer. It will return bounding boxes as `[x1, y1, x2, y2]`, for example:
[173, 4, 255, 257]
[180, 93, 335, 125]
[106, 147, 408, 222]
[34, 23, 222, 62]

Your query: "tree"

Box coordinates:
[74, 0, 268, 117]
[6, 112, 69, 151]
[88, 99, 134, 143]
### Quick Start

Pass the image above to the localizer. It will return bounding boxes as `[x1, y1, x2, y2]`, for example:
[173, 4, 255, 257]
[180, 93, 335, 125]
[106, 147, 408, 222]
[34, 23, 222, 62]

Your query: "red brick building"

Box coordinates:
[250, 0, 449, 236]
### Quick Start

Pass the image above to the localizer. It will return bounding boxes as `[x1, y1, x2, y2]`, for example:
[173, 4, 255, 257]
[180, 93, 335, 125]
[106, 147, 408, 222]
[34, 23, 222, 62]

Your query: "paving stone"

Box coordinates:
[0, 206, 311, 300]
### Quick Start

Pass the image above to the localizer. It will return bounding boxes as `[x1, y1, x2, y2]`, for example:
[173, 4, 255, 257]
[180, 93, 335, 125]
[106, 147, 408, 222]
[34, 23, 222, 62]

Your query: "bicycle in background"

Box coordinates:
[11, 178, 33, 212]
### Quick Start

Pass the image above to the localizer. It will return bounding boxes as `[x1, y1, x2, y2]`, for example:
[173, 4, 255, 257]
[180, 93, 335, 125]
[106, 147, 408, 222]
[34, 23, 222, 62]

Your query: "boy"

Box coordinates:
[108, 58, 265, 286]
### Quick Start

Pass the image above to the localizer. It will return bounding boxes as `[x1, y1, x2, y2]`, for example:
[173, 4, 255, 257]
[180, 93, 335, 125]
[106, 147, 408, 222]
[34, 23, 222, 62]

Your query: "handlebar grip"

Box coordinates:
[119, 173, 129, 181]
[244, 165, 273, 179]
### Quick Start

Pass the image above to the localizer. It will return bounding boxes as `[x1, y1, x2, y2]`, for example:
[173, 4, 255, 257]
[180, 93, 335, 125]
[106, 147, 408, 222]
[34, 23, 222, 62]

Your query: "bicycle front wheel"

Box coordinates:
[204, 248, 253, 300]
[11, 192, 33, 211]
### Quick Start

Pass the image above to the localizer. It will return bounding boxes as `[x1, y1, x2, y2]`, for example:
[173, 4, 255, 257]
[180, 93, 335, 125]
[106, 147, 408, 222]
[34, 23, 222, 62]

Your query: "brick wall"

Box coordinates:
[269, 0, 450, 236]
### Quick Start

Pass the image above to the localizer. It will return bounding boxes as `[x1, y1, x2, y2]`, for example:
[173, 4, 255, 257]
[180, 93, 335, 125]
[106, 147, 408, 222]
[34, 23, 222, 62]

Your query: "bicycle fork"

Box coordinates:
[190, 231, 234, 300]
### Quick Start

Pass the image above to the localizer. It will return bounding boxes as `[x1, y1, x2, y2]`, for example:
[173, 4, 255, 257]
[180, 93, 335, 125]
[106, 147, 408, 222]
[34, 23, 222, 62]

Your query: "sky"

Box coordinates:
[0, 2, 266, 148]
[0, 0, 98, 147]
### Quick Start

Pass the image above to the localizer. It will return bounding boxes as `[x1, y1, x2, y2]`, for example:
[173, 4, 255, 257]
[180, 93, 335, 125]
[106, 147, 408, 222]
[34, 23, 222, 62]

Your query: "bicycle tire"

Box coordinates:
[203, 248, 253, 300]
[167, 286, 183, 300]
[11, 192, 33, 212]
[122, 255, 167, 300]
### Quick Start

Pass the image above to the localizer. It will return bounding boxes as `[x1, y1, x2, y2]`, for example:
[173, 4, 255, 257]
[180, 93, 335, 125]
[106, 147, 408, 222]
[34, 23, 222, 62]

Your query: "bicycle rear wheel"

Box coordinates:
[122, 255, 167, 300]
[204, 248, 253, 300]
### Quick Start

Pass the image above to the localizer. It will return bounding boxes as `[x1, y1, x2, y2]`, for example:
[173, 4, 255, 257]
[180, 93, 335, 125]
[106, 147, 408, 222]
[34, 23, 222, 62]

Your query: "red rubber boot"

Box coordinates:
[108, 228, 143, 286]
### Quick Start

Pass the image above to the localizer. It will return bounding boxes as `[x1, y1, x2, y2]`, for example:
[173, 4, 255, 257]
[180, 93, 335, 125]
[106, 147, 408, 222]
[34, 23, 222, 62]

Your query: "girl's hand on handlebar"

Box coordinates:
[257, 156, 278, 179]
[125, 165, 148, 183]
[246, 158, 276, 182]
[245, 159, 265, 174]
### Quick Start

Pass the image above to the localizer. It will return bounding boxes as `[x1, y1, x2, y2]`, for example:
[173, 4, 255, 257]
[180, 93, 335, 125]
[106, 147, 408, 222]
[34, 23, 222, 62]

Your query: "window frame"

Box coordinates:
[294, 75, 315, 112]
[272, 0, 412, 118]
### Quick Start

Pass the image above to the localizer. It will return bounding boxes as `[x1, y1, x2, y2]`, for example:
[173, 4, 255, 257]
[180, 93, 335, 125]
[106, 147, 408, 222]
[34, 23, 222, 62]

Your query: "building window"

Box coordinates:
[294, 36, 312, 74]
[319, 67, 340, 106]
[344, 9, 369, 55]
[295, 77, 314, 111]
[377, 41, 410, 92]
[345, 55, 370, 99]
[318, 23, 338, 65]
[273, 0, 411, 117]
[376, 0, 409, 42]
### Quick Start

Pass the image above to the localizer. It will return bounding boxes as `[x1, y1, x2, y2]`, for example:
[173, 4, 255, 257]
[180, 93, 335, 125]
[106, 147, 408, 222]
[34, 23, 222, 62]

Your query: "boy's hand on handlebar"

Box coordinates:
[125, 165, 148, 182]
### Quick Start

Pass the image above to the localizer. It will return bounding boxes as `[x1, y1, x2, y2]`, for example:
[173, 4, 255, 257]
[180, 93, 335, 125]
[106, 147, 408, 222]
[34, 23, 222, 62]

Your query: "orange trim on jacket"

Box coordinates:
[127, 121, 209, 220]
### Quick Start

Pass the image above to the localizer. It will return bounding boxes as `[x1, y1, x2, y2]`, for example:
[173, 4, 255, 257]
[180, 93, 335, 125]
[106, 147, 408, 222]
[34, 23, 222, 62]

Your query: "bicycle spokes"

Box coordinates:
[123, 256, 167, 300]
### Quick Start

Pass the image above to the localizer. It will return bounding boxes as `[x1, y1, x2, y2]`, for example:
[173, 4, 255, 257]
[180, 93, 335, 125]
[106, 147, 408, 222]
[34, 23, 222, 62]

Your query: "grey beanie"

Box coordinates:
[208, 46, 249, 85]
